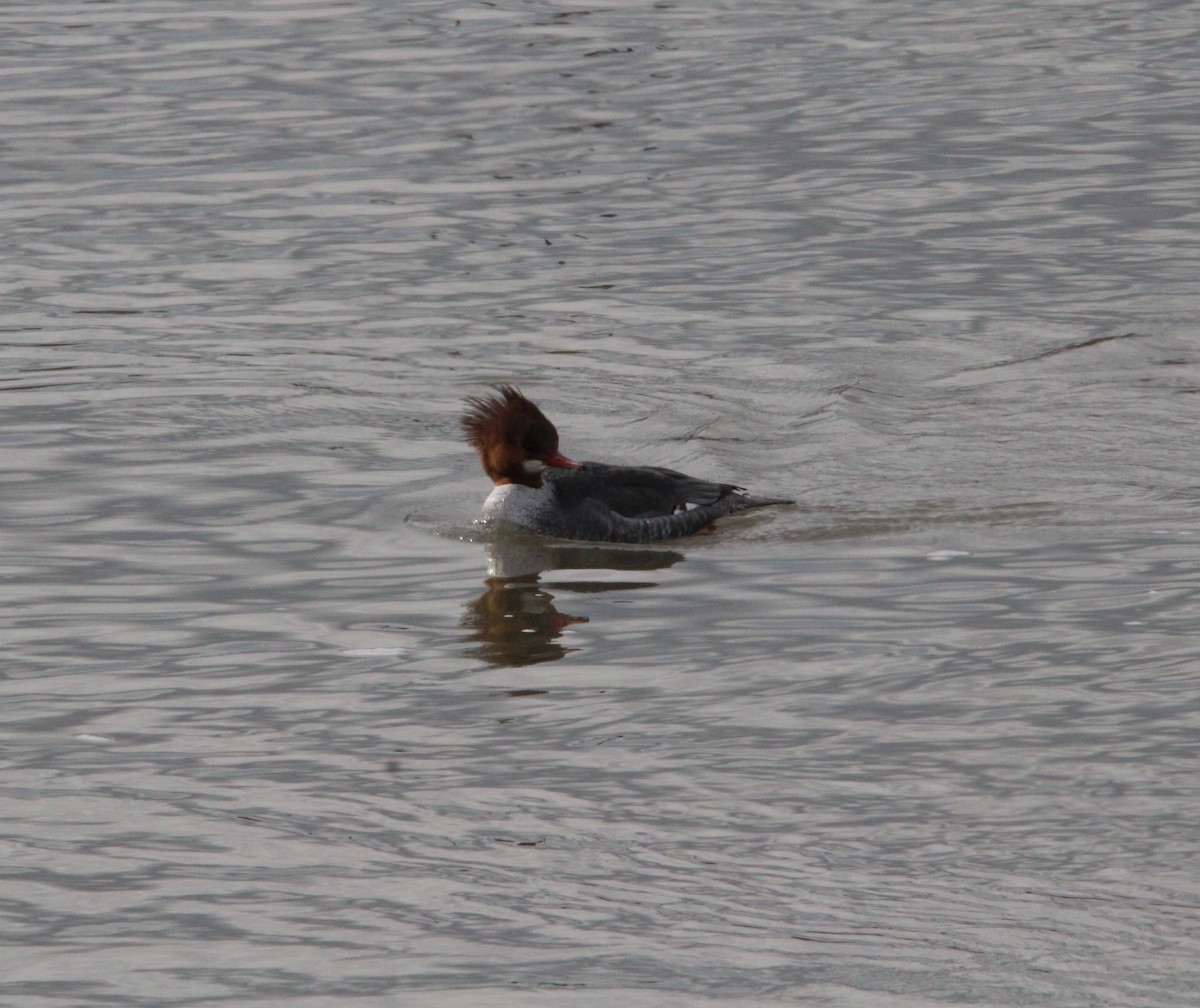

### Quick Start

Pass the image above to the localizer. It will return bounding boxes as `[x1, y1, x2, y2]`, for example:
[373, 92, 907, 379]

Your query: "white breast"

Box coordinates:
[480, 483, 547, 530]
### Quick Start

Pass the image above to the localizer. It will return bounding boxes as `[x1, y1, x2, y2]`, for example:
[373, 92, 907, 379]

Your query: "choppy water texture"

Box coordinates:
[3, 1, 1200, 1005]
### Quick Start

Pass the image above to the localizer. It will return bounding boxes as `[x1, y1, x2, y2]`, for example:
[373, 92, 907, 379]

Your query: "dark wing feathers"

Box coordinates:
[545, 462, 742, 518]
[537, 461, 790, 543]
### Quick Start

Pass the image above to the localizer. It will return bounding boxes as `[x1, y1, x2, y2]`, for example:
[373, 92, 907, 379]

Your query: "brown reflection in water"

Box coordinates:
[461, 540, 686, 667]
[462, 574, 587, 667]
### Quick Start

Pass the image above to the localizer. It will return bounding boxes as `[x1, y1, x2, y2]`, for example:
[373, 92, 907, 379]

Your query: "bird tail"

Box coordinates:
[730, 494, 794, 512]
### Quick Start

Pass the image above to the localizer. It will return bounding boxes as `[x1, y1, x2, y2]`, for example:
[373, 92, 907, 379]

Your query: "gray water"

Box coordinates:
[3, 1, 1200, 1005]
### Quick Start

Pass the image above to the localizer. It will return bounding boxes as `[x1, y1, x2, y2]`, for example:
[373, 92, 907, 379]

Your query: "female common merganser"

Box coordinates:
[461, 385, 791, 543]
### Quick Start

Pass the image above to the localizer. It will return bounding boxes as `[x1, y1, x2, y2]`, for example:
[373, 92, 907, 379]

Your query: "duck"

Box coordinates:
[461, 385, 791, 543]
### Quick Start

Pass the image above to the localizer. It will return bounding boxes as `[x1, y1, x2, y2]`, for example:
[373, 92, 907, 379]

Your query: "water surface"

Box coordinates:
[3, 1, 1199, 1005]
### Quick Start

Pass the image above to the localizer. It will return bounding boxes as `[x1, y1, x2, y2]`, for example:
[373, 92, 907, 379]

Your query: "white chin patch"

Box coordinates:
[521, 459, 547, 474]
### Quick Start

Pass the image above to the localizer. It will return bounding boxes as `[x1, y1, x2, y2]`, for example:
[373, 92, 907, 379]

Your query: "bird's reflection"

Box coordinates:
[461, 538, 684, 667]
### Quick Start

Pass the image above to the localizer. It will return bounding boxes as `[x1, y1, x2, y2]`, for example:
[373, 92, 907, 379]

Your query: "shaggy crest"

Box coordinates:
[459, 385, 548, 450]
[460, 384, 565, 486]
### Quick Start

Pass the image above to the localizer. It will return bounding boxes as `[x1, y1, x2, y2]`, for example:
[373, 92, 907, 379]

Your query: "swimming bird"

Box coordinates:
[461, 385, 791, 543]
